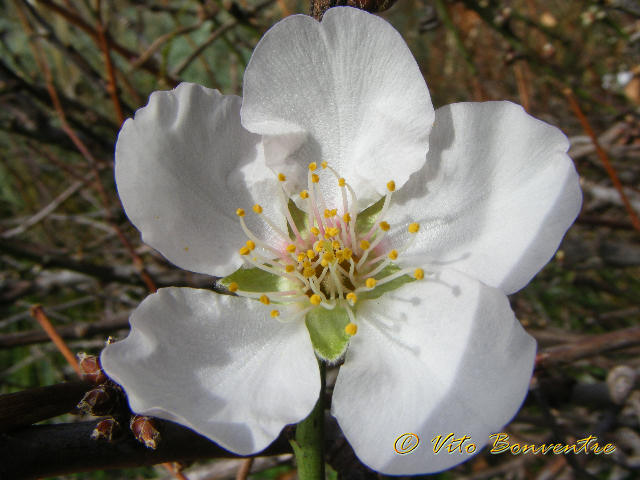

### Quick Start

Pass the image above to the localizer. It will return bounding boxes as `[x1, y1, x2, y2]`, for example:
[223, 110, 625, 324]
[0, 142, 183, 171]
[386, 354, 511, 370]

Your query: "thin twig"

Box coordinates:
[29, 305, 82, 376]
[535, 325, 640, 368]
[564, 87, 640, 232]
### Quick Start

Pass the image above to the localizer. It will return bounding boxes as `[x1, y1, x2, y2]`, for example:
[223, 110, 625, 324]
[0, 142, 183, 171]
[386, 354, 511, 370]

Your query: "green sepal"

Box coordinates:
[355, 197, 385, 235]
[220, 266, 295, 293]
[305, 307, 350, 363]
[358, 264, 415, 301]
[287, 198, 309, 239]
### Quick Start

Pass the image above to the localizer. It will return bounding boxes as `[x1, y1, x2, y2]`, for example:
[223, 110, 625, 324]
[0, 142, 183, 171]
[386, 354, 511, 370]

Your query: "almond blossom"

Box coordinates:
[101, 7, 582, 475]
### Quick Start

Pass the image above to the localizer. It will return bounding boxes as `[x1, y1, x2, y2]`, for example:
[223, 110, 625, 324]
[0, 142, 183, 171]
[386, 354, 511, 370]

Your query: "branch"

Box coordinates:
[0, 314, 129, 349]
[0, 419, 293, 479]
[535, 325, 640, 368]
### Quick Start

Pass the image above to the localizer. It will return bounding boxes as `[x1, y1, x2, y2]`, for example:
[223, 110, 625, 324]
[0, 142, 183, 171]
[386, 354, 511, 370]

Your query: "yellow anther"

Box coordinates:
[252, 204, 263, 214]
[346, 292, 357, 304]
[332, 240, 341, 249]
[379, 221, 390, 231]
[260, 295, 270, 305]
[236, 208, 245, 217]
[321, 258, 329, 267]
[314, 242, 324, 252]
[388, 249, 398, 260]
[414, 268, 425, 280]
[286, 244, 297, 253]
[338, 178, 346, 187]
[306, 249, 315, 259]
[387, 180, 396, 192]
[342, 248, 353, 260]
[308, 162, 317, 171]
[408, 222, 420, 233]
[245, 240, 256, 250]
[300, 190, 309, 199]
[270, 310, 280, 318]
[324, 209, 332, 218]
[303, 266, 315, 278]
[321, 161, 328, 169]
[285, 265, 295, 273]
[297, 253, 305, 262]
[228, 282, 239, 292]
[322, 252, 335, 263]
[330, 209, 337, 217]
[310, 226, 320, 235]
[310, 294, 322, 306]
[311, 173, 319, 183]
[365, 278, 377, 289]
[360, 240, 370, 250]
[277, 173, 286, 182]
[345, 323, 358, 336]
[239, 246, 250, 255]
[343, 213, 351, 223]
[326, 227, 339, 237]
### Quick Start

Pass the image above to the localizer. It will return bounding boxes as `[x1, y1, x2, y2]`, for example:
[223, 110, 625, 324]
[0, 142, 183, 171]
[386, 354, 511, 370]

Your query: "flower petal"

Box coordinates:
[115, 82, 287, 276]
[332, 270, 535, 474]
[101, 287, 320, 454]
[388, 101, 582, 294]
[241, 7, 434, 201]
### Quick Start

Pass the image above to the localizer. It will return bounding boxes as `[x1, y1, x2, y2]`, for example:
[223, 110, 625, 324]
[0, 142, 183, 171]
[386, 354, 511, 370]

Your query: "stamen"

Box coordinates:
[252, 204, 263, 214]
[239, 246, 250, 255]
[346, 292, 357, 305]
[387, 181, 396, 192]
[414, 268, 424, 280]
[365, 278, 377, 289]
[236, 208, 245, 217]
[408, 222, 420, 233]
[345, 323, 358, 336]
[278, 173, 286, 182]
[271, 310, 280, 318]
[228, 282, 239, 292]
[309, 162, 318, 171]
[300, 190, 309, 199]
[260, 295, 270, 305]
[310, 294, 322, 306]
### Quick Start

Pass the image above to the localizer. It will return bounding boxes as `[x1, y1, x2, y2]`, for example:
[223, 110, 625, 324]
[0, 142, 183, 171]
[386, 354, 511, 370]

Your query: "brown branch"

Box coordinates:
[96, 8, 125, 126]
[564, 87, 640, 232]
[0, 419, 293, 479]
[535, 325, 640, 369]
[0, 314, 129, 349]
[29, 305, 82, 375]
[0, 381, 91, 433]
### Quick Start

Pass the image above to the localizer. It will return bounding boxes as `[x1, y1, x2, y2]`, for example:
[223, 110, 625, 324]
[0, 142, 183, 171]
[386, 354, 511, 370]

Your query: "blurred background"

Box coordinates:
[1, 0, 639, 479]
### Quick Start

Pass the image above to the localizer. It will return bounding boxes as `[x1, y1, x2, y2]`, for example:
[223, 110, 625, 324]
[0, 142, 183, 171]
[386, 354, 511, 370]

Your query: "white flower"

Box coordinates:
[101, 7, 582, 475]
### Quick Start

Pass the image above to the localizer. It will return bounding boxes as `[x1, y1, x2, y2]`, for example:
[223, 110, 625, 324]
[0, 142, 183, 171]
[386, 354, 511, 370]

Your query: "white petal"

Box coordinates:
[332, 271, 535, 475]
[115, 83, 287, 276]
[388, 101, 582, 294]
[241, 7, 434, 201]
[101, 288, 320, 454]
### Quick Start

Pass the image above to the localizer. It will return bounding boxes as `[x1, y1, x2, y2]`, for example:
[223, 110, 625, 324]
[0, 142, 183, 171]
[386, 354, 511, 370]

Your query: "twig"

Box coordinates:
[536, 325, 640, 368]
[0, 313, 129, 349]
[1, 172, 93, 239]
[564, 87, 640, 232]
[236, 458, 254, 480]
[29, 305, 82, 376]
[95, 2, 125, 126]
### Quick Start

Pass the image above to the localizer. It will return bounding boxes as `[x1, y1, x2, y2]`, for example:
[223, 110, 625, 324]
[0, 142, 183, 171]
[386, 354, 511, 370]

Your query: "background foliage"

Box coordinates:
[1, 0, 639, 479]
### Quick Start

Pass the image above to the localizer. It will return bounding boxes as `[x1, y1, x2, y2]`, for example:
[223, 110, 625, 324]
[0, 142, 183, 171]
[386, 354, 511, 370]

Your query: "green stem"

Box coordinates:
[291, 359, 326, 480]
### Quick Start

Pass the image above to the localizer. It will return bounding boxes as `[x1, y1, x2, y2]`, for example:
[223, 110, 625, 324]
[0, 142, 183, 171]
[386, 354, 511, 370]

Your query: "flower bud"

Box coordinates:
[77, 352, 108, 384]
[91, 418, 121, 442]
[77, 385, 117, 416]
[130, 415, 161, 449]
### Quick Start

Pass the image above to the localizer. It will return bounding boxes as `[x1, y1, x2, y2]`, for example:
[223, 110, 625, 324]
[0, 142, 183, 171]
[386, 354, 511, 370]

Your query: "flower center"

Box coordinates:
[228, 162, 423, 338]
